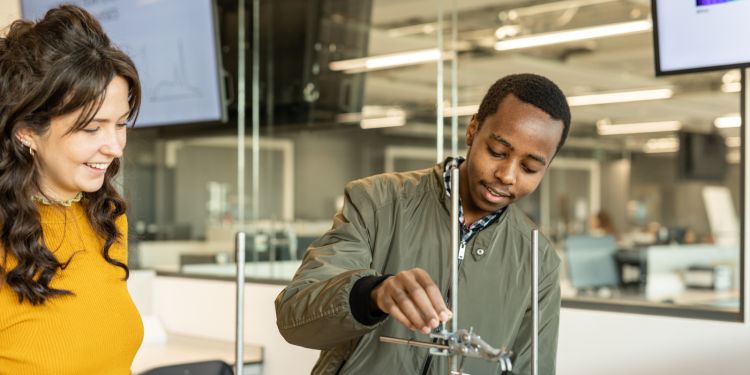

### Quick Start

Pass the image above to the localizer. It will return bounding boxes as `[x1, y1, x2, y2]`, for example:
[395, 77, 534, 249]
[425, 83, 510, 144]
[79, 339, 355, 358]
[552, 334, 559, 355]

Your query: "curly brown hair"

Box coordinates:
[0, 5, 141, 304]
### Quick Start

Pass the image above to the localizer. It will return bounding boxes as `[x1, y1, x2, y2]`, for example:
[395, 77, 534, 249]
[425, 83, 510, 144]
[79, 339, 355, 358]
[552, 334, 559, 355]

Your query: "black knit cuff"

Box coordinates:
[350, 274, 392, 326]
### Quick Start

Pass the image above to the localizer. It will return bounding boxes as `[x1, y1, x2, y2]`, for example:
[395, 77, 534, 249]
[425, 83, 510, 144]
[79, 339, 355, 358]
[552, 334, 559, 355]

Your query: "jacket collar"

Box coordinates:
[431, 157, 514, 229]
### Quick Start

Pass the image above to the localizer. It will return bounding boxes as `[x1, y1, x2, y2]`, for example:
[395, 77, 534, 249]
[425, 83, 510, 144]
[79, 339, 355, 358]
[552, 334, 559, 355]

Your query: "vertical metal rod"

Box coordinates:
[450, 0, 458, 157]
[436, 0, 444, 162]
[531, 229, 539, 375]
[235, 231, 247, 375]
[237, 0, 246, 225]
[450, 166, 460, 374]
[251, 0, 260, 223]
[236, 9, 249, 372]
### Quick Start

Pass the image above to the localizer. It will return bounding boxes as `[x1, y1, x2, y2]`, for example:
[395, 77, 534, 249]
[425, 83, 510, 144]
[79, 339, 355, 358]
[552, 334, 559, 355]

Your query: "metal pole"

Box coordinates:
[436, 0, 444, 162]
[450, 166, 460, 374]
[450, 0, 458, 157]
[251, 0, 260, 223]
[235, 231, 247, 375]
[531, 229, 539, 375]
[237, 0, 246, 225]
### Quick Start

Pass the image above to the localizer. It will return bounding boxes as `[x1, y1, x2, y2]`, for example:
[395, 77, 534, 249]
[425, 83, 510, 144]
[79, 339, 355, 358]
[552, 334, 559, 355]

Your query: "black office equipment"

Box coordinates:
[140, 360, 233, 375]
[217, 0, 371, 127]
[676, 131, 727, 182]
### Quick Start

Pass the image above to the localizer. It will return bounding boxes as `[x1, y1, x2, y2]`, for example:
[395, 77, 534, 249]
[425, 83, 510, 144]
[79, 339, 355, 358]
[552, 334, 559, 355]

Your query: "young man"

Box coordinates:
[275, 73, 570, 375]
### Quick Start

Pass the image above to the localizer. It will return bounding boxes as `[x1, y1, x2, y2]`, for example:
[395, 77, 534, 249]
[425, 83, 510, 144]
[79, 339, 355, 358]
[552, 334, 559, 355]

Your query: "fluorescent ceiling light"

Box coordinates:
[360, 115, 406, 129]
[568, 88, 673, 107]
[721, 82, 741, 93]
[329, 49, 454, 74]
[443, 104, 479, 117]
[494, 19, 652, 51]
[336, 106, 407, 129]
[501, 0, 619, 19]
[443, 87, 673, 117]
[726, 136, 741, 148]
[643, 137, 679, 154]
[714, 114, 741, 128]
[598, 120, 682, 136]
[727, 149, 741, 164]
[387, 23, 437, 38]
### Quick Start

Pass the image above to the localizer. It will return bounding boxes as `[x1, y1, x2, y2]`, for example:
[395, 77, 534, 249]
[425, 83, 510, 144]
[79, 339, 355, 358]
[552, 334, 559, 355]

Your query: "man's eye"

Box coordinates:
[523, 165, 539, 174]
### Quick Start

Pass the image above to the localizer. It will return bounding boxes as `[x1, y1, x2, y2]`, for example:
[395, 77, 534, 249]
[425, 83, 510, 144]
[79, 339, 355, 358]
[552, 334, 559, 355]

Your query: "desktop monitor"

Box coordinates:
[565, 235, 620, 289]
[652, 0, 750, 75]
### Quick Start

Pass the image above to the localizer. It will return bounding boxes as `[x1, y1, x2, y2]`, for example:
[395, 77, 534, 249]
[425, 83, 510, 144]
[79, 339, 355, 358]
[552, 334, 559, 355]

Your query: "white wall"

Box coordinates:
[154, 276, 750, 375]
[153, 277, 319, 374]
[0, 0, 20, 35]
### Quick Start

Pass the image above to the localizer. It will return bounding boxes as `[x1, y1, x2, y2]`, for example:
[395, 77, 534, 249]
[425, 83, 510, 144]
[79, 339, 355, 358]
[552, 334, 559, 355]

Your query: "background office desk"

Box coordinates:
[132, 333, 263, 375]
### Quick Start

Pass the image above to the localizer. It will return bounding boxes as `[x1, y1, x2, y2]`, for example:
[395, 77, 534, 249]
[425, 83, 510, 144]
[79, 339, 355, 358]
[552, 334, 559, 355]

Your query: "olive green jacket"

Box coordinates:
[275, 162, 561, 374]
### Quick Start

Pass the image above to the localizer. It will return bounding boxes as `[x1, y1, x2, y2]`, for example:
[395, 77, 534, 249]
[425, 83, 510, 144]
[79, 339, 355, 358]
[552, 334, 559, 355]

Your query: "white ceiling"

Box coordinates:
[358, 0, 741, 147]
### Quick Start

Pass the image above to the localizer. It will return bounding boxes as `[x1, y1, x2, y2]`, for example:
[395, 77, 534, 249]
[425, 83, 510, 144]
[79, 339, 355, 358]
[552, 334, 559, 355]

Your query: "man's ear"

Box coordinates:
[466, 115, 478, 146]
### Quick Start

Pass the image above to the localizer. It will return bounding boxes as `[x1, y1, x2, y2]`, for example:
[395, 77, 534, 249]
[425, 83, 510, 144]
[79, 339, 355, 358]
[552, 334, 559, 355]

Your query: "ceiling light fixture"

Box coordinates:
[336, 106, 407, 129]
[714, 114, 742, 128]
[360, 115, 406, 129]
[598, 120, 682, 136]
[443, 88, 673, 117]
[726, 136, 741, 148]
[443, 104, 479, 117]
[721, 82, 741, 93]
[494, 19, 652, 51]
[568, 88, 673, 107]
[643, 137, 679, 153]
[329, 49, 454, 74]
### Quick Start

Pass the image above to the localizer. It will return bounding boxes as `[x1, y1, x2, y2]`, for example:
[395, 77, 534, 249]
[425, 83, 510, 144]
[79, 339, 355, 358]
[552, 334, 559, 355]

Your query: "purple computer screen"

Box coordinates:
[697, 0, 740, 6]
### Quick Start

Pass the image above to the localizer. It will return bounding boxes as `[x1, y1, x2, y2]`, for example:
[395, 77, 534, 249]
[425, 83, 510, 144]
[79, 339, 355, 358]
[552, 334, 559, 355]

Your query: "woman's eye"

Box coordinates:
[82, 127, 99, 133]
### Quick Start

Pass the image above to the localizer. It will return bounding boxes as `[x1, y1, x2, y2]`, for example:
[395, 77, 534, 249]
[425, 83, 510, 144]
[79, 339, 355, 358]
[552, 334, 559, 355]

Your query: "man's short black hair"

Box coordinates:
[475, 73, 571, 154]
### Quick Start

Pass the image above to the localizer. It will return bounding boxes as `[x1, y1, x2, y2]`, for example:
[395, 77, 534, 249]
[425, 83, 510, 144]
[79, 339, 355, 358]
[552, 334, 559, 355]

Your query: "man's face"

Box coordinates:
[460, 94, 563, 220]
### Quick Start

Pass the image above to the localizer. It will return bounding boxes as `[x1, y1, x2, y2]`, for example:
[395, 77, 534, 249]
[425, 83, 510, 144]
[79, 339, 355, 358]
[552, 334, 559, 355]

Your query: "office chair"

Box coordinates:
[140, 360, 233, 375]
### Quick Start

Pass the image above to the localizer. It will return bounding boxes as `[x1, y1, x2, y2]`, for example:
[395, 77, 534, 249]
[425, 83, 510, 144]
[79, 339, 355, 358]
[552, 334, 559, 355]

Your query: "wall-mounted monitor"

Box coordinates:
[22, 0, 226, 127]
[652, 0, 750, 75]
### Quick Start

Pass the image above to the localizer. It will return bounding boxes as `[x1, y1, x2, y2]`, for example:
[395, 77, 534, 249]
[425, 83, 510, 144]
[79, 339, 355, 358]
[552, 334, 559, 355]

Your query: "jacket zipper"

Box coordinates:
[420, 240, 466, 375]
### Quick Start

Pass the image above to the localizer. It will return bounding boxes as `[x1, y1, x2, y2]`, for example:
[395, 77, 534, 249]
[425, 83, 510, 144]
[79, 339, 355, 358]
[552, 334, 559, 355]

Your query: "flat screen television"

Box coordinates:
[216, 0, 371, 128]
[677, 131, 728, 181]
[651, 0, 750, 75]
[21, 0, 226, 127]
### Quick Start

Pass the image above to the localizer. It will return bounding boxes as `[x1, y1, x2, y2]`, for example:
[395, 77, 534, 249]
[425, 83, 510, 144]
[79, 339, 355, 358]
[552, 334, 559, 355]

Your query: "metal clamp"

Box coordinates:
[380, 328, 513, 374]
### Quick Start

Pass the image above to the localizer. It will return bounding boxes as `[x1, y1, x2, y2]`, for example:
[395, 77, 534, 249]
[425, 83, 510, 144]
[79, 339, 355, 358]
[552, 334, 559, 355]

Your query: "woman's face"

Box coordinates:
[22, 76, 130, 201]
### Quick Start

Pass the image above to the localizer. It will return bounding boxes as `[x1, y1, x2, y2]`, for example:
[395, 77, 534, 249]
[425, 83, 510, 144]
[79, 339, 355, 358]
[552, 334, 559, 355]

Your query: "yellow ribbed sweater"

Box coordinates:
[0, 202, 143, 375]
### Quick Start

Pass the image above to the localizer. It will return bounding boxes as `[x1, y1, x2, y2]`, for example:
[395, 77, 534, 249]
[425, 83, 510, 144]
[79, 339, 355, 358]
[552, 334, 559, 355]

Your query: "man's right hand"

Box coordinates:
[370, 268, 452, 334]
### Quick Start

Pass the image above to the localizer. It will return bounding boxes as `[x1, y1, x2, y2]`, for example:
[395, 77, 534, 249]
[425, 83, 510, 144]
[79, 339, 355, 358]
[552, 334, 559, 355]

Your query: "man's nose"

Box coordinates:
[494, 161, 516, 185]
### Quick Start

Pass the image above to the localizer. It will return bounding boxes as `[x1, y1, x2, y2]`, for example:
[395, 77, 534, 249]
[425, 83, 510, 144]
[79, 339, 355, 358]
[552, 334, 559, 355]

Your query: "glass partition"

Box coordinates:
[447, 0, 742, 319]
[124, 0, 742, 320]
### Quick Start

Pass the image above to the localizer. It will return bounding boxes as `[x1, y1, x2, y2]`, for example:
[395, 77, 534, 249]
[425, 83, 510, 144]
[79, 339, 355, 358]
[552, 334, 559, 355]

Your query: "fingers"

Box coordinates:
[373, 268, 453, 334]
[413, 269, 453, 322]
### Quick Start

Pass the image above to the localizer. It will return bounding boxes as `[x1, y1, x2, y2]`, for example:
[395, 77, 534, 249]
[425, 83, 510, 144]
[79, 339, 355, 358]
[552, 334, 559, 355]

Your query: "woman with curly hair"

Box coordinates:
[0, 5, 143, 374]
